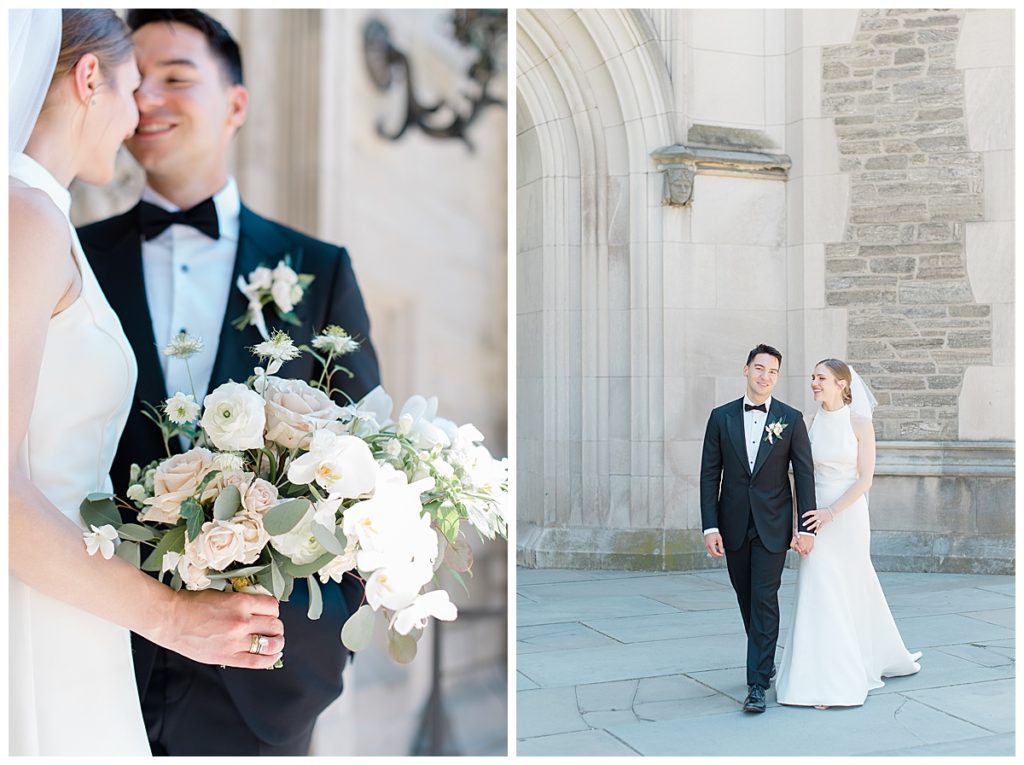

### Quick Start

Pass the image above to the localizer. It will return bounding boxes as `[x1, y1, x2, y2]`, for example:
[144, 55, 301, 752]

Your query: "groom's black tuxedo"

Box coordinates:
[700, 397, 816, 690]
[79, 202, 380, 755]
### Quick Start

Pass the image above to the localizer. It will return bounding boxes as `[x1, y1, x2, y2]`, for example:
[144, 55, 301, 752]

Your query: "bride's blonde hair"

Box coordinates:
[46, 10, 133, 97]
[816, 358, 853, 405]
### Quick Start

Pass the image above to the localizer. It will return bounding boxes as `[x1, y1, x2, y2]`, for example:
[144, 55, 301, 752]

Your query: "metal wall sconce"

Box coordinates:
[363, 10, 506, 151]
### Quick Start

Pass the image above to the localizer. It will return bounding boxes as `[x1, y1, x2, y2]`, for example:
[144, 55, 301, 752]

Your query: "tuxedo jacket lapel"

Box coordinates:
[725, 400, 751, 476]
[208, 206, 305, 389]
[95, 204, 168, 412]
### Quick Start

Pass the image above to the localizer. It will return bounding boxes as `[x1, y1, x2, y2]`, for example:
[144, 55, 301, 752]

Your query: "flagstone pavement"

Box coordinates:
[517, 567, 1014, 756]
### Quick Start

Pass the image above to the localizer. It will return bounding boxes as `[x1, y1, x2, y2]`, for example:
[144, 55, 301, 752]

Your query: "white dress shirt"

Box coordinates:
[142, 178, 240, 404]
[703, 395, 771, 537]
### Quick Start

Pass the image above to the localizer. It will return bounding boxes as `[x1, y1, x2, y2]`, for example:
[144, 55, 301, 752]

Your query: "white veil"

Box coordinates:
[9, 9, 61, 154]
[848, 365, 877, 420]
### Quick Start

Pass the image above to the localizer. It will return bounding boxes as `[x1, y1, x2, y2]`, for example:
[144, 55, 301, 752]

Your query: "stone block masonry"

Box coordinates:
[822, 9, 990, 441]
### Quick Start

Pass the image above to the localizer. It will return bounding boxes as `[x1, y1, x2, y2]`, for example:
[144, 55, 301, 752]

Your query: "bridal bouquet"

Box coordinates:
[81, 327, 508, 662]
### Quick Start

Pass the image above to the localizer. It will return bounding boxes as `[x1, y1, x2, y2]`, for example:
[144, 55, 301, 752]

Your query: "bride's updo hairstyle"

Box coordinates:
[46, 10, 132, 96]
[816, 358, 853, 405]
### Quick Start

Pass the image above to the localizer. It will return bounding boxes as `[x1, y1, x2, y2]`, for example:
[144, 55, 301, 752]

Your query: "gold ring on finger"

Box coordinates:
[249, 634, 270, 655]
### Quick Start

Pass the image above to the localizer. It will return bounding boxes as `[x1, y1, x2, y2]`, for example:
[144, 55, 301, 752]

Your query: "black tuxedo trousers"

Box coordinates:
[79, 203, 381, 754]
[699, 397, 816, 689]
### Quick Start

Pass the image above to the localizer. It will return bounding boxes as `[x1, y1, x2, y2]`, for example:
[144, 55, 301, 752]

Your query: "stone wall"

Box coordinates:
[822, 9, 990, 441]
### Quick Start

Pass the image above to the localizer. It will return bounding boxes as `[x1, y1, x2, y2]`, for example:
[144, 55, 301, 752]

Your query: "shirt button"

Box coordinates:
[180, 264, 189, 273]
[179, 327, 187, 335]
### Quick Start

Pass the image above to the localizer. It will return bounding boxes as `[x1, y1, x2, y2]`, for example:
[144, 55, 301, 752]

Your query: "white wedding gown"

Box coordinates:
[9, 153, 150, 754]
[775, 403, 921, 707]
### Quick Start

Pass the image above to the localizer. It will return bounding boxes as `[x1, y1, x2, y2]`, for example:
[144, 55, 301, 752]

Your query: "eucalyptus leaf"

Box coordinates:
[170, 571, 183, 591]
[141, 525, 187, 572]
[206, 564, 269, 581]
[279, 552, 335, 578]
[312, 522, 345, 555]
[263, 498, 311, 536]
[340, 604, 375, 652]
[117, 523, 156, 543]
[387, 631, 418, 664]
[281, 573, 295, 602]
[79, 495, 121, 530]
[269, 558, 286, 600]
[114, 540, 141, 568]
[306, 576, 323, 620]
[86, 491, 116, 502]
[213, 485, 241, 520]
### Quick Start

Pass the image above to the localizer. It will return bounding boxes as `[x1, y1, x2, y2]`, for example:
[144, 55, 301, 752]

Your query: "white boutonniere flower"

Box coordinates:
[764, 418, 789, 444]
[233, 255, 315, 340]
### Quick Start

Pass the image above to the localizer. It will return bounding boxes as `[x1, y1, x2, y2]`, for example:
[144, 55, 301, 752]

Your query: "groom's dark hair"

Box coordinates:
[746, 343, 782, 368]
[126, 10, 244, 86]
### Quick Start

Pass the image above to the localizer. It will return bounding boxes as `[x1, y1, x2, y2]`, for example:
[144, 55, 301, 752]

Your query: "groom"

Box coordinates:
[78, 10, 379, 755]
[699, 344, 816, 714]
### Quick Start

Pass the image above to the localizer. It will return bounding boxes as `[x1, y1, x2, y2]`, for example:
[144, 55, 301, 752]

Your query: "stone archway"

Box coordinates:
[517, 10, 676, 566]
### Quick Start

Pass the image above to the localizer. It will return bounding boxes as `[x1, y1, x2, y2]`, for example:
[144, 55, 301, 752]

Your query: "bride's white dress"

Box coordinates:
[775, 403, 921, 707]
[9, 153, 150, 755]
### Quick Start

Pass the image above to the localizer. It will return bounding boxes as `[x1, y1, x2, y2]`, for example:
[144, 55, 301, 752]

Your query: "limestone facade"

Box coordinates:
[517, 9, 1013, 574]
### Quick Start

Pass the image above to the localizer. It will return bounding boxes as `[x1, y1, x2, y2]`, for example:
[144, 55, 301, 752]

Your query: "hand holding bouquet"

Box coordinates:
[82, 327, 507, 663]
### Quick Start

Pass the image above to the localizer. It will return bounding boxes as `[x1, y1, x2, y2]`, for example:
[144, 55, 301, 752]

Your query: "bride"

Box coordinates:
[9, 10, 283, 755]
[774, 358, 921, 708]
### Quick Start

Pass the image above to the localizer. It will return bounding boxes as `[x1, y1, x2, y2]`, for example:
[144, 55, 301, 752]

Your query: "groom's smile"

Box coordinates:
[126, 20, 248, 209]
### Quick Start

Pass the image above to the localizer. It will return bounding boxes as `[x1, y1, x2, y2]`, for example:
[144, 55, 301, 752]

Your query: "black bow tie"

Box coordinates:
[745, 403, 767, 413]
[139, 198, 220, 241]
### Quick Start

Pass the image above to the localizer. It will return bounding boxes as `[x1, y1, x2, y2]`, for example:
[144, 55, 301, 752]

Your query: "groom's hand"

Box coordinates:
[704, 532, 725, 558]
[797, 534, 815, 556]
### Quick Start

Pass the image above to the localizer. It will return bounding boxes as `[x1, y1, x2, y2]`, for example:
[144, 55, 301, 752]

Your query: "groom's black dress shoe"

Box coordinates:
[743, 685, 767, 713]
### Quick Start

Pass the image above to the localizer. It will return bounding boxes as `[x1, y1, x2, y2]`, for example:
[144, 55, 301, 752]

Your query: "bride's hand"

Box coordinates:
[802, 507, 834, 533]
[151, 589, 284, 669]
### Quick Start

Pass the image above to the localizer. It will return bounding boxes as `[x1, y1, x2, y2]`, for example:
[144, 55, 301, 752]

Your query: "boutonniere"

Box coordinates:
[232, 255, 315, 340]
[764, 418, 789, 444]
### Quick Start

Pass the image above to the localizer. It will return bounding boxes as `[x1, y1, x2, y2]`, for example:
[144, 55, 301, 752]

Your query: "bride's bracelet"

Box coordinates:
[826, 506, 836, 522]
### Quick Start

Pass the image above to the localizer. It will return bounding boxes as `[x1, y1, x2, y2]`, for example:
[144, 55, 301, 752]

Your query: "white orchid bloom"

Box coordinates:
[391, 590, 458, 635]
[286, 430, 379, 498]
[364, 560, 433, 612]
[343, 386, 394, 436]
[399, 395, 450, 449]
[83, 524, 119, 559]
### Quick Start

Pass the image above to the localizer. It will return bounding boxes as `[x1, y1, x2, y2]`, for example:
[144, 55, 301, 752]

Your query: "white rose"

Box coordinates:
[271, 279, 296, 313]
[242, 478, 279, 516]
[140, 447, 214, 524]
[273, 262, 299, 285]
[177, 549, 212, 590]
[191, 519, 248, 571]
[268, 507, 326, 565]
[233, 511, 270, 564]
[201, 382, 266, 451]
[249, 266, 273, 292]
[262, 377, 346, 449]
